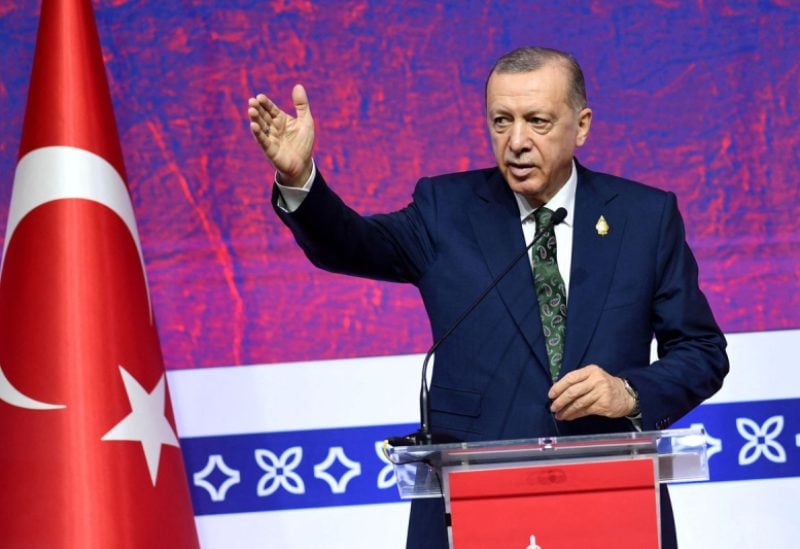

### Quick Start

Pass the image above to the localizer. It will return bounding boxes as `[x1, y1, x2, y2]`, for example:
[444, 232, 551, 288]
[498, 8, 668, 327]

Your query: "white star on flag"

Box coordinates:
[102, 366, 180, 486]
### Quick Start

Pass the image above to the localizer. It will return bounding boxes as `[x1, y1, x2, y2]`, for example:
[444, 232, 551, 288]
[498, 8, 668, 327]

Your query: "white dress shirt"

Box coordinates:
[274, 162, 317, 213]
[514, 160, 577, 300]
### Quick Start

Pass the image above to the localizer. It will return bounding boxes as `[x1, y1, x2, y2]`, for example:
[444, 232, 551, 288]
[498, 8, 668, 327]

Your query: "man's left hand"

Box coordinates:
[548, 364, 635, 421]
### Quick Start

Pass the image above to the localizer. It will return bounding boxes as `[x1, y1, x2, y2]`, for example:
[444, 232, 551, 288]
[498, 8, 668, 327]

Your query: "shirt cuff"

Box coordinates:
[275, 161, 316, 212]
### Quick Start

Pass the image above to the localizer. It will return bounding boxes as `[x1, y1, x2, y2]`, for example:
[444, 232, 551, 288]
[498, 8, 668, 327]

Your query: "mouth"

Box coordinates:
[506, 161, 536, 179]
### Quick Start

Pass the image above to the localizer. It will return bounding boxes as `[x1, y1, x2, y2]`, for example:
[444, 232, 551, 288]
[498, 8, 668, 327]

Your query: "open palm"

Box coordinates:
[248, 84, 315, 186]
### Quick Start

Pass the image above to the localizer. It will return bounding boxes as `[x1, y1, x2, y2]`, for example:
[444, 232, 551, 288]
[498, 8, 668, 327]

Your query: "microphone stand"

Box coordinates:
[388, 207, 567, 446]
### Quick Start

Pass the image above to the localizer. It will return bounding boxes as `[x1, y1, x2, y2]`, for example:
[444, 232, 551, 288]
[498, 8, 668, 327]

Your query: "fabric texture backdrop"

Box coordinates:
[1, 1, 797, 367]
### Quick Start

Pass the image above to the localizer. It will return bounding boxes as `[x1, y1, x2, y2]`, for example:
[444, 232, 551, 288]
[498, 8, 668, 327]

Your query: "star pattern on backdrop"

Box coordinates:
[102, 365, 180, 485]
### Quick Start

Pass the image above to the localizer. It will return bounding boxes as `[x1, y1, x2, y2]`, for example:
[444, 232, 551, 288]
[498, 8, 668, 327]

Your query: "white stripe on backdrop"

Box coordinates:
[168, 329, 800, 549]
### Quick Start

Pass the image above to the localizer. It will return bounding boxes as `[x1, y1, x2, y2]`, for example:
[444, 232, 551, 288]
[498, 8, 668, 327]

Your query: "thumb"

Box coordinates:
[292, 83, 311, 117]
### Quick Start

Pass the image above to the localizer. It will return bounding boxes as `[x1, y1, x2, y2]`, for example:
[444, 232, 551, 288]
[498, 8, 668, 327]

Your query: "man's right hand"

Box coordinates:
[248, 84, 315, 187]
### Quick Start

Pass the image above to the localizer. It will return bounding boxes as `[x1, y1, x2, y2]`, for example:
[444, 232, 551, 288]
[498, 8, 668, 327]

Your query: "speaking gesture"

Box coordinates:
[248, 84, 315, 187]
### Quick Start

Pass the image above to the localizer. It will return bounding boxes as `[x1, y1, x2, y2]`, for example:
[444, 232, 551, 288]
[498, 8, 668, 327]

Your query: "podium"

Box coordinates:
[385, 428, 708, 549]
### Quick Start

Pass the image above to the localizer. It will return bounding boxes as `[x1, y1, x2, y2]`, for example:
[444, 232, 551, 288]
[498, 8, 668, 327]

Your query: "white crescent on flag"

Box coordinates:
[0, 363, 65, 409]
[0, 145, 152, 410]
[2, 145, 145, 276]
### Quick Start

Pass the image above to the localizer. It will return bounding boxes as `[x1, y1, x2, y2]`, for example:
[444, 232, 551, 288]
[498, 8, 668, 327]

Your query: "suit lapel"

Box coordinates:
[468, 170, 550, 374]
[562, 164, 627, 375]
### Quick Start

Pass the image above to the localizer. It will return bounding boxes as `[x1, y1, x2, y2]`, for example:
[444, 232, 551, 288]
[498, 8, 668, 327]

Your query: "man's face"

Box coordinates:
[486, 64, 592, 206]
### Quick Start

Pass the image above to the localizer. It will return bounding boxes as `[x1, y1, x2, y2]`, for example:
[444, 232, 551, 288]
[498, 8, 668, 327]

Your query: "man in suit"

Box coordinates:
[248, 46, 728, 549]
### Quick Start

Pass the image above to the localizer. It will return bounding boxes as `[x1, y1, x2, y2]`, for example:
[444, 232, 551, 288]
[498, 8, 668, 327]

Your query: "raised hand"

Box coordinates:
[248, 84, 315, 187]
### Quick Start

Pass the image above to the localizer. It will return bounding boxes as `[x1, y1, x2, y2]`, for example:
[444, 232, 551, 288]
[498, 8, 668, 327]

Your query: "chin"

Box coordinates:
[505, 177, 547, 199]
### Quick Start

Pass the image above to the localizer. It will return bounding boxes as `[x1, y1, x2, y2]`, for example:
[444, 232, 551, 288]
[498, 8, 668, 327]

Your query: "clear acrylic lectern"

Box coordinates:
[385, 427, 708, 548]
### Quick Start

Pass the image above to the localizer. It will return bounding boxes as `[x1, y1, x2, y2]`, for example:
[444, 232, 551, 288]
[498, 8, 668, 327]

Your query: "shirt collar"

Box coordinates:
[513, 159, 577, 227]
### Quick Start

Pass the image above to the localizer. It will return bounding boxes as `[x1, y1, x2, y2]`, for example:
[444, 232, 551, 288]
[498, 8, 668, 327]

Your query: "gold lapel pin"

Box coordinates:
[595, 215, 610, 236]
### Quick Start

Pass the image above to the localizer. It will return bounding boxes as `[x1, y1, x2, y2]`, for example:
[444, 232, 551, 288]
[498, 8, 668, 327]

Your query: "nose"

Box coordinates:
[508, 121, 532, 154]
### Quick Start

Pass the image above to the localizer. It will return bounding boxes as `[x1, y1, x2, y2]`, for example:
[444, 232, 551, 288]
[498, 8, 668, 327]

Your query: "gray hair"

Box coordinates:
[487, 47, 588, 111]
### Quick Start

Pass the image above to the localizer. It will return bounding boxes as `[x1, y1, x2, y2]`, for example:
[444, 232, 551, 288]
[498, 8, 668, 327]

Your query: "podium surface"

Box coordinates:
[386, 428, 708, 548]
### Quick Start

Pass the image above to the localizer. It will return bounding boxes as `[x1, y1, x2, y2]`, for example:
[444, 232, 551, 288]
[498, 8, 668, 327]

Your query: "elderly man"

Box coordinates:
[248, 46, 728, 549]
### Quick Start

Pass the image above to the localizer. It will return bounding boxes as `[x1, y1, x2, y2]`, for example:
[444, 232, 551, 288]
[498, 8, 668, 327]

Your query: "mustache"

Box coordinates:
[505, 158, 537, 166]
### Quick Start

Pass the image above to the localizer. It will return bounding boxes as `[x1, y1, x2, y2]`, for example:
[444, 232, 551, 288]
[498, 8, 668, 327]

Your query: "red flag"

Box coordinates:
[0, 1, 200, 546]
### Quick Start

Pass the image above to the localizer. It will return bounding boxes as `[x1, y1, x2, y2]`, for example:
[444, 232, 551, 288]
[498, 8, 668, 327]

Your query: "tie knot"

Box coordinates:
[534, 206, 554, 227]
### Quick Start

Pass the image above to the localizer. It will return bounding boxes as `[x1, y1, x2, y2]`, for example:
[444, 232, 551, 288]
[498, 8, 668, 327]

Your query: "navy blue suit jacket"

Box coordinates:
[273, 161, 728, 548]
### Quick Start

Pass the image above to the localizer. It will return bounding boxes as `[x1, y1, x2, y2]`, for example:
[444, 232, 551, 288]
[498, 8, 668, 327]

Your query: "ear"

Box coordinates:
[575, 107, 592, 147]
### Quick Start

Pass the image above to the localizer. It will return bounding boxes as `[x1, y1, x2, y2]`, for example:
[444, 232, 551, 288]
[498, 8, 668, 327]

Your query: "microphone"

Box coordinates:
[387, 207, 567, 446]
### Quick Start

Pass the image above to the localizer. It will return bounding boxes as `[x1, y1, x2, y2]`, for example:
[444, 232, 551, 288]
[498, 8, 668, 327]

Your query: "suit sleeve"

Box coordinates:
[622, 192, 729, 431]
[271, 168, 437, 285]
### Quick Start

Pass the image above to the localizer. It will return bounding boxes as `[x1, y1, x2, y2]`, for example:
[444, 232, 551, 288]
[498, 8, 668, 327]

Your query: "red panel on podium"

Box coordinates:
[447, 458, 659, 549]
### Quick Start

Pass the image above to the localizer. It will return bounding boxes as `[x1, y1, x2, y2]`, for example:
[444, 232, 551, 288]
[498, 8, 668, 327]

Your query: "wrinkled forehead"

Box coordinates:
[485, 66, 572, 113]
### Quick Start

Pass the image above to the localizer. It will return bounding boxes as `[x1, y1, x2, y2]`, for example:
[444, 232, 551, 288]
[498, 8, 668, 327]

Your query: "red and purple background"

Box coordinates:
[1, 1, 798, 372]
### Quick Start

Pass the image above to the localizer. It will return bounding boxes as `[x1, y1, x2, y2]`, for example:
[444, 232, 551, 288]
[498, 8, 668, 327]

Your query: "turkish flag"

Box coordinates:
[0, 1, 199, 547]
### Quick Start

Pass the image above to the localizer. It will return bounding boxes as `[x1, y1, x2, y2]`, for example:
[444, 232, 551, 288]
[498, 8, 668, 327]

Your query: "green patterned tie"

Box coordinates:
[532, 207, 567, 381]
